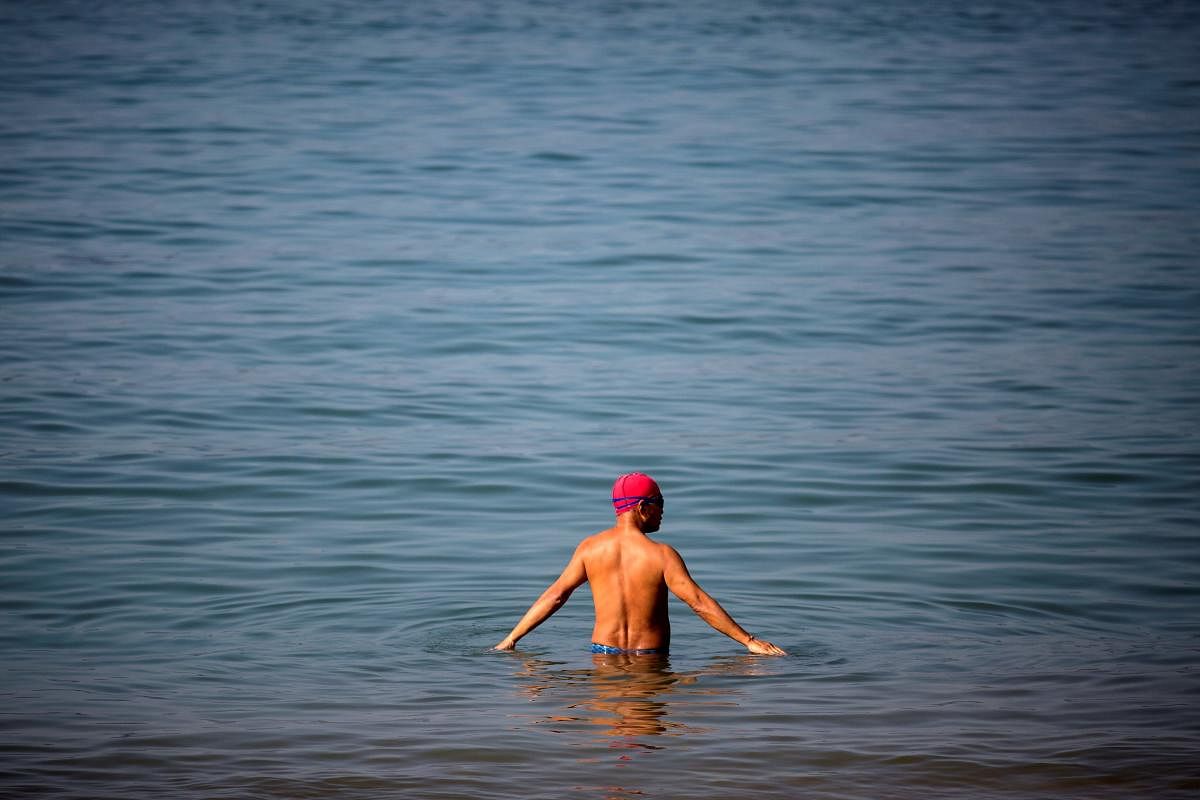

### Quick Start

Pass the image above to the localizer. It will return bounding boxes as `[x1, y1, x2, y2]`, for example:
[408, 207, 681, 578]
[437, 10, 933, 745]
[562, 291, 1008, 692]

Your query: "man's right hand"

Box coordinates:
[746, 637, 787, 656]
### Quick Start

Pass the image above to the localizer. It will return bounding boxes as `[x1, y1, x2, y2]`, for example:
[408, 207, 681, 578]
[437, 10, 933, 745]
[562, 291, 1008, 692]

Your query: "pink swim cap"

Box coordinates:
[611, 472, 662, 516]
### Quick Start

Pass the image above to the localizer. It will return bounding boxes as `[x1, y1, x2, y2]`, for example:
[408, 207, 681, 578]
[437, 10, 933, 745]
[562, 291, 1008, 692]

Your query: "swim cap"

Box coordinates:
[611, 472, 662, 516]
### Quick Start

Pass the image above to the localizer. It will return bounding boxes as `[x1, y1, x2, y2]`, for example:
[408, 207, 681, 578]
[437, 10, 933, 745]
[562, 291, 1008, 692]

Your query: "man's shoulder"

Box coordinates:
[577, 527, 617, 551]
[585, 525, 617, 540]
[577, 528, 668, 554]
[641, 536, 682, 564]
[656, 540, 683, 559]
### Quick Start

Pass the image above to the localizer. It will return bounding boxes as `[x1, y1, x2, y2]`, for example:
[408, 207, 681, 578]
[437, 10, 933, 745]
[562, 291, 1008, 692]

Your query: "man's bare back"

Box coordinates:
[492, 473, 786, 656]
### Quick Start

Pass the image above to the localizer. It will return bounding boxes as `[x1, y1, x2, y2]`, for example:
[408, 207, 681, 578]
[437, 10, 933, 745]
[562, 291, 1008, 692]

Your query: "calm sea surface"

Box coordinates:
[2, 1, 1199, 798]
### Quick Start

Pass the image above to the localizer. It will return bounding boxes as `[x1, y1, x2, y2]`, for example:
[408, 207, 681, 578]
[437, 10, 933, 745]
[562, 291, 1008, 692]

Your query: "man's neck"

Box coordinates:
[613, 515, 648, 535]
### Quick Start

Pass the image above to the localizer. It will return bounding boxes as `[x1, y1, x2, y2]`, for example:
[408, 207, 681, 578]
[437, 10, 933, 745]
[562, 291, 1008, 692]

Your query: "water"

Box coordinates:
[2, 0, 1199, 797]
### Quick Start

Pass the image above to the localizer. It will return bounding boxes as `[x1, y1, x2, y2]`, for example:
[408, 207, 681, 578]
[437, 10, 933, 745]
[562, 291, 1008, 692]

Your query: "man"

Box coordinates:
[493, 472, 786, 656]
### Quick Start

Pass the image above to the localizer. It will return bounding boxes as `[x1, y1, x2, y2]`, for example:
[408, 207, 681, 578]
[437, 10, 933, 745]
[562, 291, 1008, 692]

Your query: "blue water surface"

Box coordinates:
[2, 1, 1199, 798]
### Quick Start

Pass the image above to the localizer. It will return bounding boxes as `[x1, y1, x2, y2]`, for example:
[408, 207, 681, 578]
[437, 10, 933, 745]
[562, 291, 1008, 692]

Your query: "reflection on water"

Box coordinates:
[505, 652, 775, 746]
[501, 651, 790, 799]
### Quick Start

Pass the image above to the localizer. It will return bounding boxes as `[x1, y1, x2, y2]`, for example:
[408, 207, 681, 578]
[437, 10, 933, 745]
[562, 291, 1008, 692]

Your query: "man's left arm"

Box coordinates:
[492, 543, 588, 651]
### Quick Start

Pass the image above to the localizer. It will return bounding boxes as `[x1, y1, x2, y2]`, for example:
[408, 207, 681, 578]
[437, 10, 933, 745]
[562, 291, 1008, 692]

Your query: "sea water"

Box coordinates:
[1, 1, 1198, 797]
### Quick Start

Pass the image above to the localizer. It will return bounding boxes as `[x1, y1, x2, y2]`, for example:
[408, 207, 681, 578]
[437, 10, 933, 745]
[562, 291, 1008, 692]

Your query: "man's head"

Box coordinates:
[612, 472, 664, 531]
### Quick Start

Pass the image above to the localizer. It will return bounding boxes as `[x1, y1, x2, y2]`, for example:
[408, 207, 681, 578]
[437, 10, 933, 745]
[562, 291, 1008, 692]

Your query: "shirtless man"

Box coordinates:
[493, 472, 786, 656]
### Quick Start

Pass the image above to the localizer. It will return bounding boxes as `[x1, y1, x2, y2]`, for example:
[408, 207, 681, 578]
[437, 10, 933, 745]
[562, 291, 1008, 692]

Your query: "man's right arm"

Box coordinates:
[662, 544, 787, 656]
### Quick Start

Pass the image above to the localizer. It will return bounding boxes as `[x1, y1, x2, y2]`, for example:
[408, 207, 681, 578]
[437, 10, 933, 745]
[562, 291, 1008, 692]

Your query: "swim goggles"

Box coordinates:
[612, 495, 664, 512]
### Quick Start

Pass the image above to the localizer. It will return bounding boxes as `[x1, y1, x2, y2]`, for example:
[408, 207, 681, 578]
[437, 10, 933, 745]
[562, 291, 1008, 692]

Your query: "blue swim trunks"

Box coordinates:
[590, 643, 667, 656]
